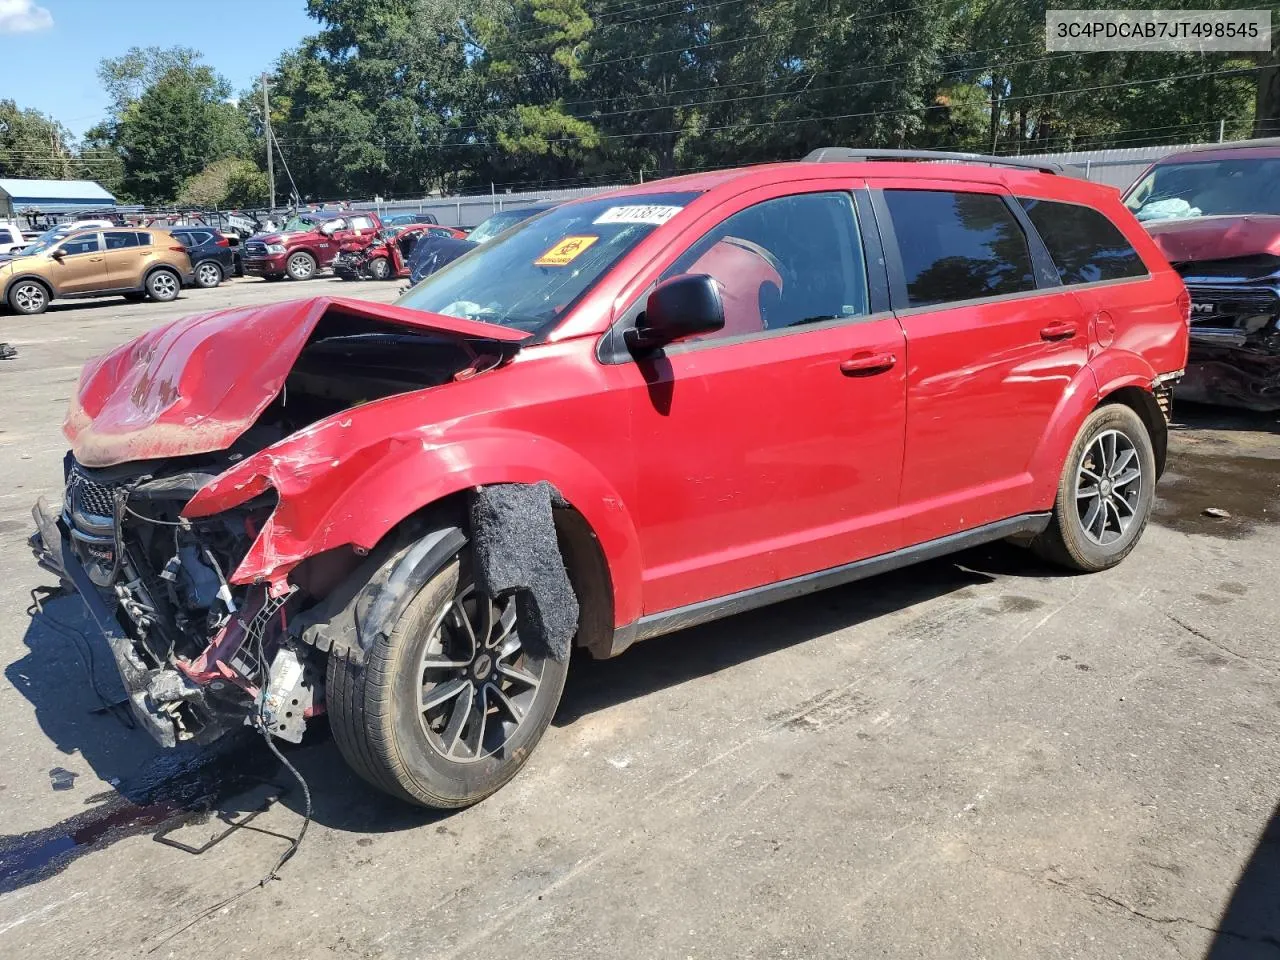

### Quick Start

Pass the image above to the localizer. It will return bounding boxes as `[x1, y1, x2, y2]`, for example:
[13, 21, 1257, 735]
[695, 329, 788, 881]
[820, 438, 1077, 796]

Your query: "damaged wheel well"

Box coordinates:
[1099, 386, 1168, 478]
[287, 484, 617, 668]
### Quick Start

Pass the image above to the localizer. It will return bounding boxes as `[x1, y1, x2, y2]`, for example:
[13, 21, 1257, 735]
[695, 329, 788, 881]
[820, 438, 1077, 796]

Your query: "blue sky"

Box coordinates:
[0, 0, 318, 138]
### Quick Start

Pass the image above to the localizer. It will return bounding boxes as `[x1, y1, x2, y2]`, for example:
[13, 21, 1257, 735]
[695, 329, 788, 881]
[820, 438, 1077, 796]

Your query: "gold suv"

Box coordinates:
[0, 228, 193, 315]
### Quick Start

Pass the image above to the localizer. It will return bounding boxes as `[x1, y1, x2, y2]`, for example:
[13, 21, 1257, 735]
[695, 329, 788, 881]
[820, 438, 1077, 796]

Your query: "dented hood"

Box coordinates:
[64, 296, 530, 468]
[1144, 215, 1280, 264]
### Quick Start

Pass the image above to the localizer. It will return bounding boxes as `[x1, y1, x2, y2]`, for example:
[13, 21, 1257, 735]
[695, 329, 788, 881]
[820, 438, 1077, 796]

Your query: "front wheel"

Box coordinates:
[1033, 403, 1156, 572]
[8, 280, 49, 315]
[145, 269, 180, 302]
[327, 532, 569, 808]
[286, 252, 316, 280]
[367, 256, 391, 280]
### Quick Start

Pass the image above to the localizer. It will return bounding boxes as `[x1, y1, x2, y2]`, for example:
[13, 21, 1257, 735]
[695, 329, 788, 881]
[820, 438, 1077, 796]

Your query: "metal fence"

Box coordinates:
[1011, 144, 1194, 190]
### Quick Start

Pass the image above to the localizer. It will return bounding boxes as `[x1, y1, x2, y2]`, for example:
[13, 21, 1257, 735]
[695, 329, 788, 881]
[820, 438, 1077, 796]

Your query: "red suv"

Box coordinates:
[33, 150, 1188, 809]
[241, 211, 382, 281]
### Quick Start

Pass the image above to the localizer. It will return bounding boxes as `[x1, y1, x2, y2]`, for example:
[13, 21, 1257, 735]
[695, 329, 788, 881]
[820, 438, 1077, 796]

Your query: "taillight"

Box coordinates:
[169, 244, 187, 252]
[1176, 288, 1191, 325]
[215, 237, 230, 247]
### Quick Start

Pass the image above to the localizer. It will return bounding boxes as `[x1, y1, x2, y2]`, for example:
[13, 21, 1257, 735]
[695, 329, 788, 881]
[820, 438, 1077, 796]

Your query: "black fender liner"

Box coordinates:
[292, 482, 579, 665]
[469, 482, 579, 663]
[291, 527, 466, 666]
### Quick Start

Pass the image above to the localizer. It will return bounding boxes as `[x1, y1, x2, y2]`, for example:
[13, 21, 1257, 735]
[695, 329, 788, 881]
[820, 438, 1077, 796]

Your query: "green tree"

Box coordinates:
[114, 62, 252, 203]
[0, 100, 76, 179]
[177, 157, 270, 208]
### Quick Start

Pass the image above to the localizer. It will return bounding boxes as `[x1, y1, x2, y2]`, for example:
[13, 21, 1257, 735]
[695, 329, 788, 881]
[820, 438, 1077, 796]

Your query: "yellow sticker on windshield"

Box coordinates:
[535, 235, 598, 267]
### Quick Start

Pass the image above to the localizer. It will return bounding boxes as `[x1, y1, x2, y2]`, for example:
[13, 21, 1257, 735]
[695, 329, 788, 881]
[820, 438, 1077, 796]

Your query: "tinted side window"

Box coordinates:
[105, 231, 139, 249]
[662, 192, 869, 340]
[883, 190, 1035, 308]
[60, 235, 101, 255]
[135, 232, 152, 247]
[1018, 198, 1148, 284]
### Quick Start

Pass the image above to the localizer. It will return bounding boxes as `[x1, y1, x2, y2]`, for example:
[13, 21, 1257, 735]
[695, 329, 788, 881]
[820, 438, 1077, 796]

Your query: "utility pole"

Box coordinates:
[262, 73, 275, 211]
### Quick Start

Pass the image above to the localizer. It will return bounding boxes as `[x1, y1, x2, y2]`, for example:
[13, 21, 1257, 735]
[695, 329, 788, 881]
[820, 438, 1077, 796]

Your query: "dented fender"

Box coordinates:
[184, 420, 645, 627]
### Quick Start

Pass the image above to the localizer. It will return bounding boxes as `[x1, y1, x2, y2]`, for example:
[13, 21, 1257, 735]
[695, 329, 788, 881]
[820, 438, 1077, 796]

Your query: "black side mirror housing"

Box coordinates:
[51, 248, 65, 260]
[625, 274, 725, 353]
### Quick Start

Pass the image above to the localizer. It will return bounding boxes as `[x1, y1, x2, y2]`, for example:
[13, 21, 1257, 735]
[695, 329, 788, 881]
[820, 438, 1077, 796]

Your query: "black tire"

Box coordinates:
[122, 291, 146, 303]
[7, 279, 50, 315]
[145, 269, 181, 302]
[1033, 403, 1156, 572]
[367, 256, 391, 280]
[193, 260, 223, 289]
[327, 531, 569, 808]
[286, 251, 317, 281]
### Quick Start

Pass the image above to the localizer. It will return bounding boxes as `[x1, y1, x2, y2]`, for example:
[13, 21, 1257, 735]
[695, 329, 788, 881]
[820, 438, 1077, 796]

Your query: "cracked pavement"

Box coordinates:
[0, 277, 1277, 958]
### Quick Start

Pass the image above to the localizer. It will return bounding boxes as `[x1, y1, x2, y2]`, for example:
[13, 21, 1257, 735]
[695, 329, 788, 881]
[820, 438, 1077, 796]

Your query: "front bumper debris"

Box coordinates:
[1182, 283, 1280, 411]
[29, 497, 216, 746]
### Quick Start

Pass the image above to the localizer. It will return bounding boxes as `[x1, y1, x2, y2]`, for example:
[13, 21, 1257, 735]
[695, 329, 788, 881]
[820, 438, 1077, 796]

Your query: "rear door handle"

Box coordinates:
[1040, 320, 1077, 341]
[839, 352, 896, 376]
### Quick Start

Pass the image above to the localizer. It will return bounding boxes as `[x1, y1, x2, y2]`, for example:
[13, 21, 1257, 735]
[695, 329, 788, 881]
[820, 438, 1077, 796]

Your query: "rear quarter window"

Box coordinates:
[1017, 198, 1148, 284]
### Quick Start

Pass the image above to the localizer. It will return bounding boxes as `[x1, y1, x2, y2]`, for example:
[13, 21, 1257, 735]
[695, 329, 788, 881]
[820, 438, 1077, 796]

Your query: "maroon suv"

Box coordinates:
[242, 211, 382, 281]
[1124, 139, 1280, 410]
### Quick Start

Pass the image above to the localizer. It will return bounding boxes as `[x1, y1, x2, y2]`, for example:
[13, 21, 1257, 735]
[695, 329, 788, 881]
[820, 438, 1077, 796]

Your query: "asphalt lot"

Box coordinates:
[0, 277, 1278, 959]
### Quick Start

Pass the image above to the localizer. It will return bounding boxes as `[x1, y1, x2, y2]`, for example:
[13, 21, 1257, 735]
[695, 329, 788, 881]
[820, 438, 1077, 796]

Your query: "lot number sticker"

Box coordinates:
[535, 235, 599, 266]
[593, 205, 683, 225]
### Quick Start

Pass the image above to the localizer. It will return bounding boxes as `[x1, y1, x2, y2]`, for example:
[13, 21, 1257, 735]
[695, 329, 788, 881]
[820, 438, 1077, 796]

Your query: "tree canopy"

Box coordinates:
[0, 0, 1271, 206]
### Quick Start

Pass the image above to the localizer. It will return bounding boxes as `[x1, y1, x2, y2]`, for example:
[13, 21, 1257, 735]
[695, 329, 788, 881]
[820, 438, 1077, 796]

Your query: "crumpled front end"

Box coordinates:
[1175, 279, 1280, 411]
[30, 455, 311, 747]
[35, 296, 531, 748]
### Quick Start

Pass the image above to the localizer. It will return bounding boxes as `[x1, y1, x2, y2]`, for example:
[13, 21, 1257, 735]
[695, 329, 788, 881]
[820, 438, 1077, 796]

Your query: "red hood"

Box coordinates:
[1144, 215, 1280, 264]
[64, 297, 530, 468]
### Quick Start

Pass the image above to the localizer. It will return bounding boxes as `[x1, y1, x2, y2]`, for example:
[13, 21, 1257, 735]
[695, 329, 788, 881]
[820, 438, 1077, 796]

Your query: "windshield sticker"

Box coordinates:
[535, 235, 599, 267]
[593, 204, 683, 226]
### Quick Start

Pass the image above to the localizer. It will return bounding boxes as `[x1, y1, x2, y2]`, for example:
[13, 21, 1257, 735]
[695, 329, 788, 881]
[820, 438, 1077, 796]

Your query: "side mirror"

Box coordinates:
[51, 248, 65, 260]
[625, 274, 725, 353]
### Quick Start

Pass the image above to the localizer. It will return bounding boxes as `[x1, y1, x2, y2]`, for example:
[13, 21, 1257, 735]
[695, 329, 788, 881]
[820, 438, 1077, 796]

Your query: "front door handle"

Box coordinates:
[1040, 320, 1077, 341]
[88, 256, 104, 262]
[839, 352, 896, 376]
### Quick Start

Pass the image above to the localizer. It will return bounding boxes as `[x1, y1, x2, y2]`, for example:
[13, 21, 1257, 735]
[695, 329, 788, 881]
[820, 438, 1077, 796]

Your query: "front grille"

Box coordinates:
[1187, 284, 1280, 314]
[244, 242, 268, 257]
[68, 469, 116, 520]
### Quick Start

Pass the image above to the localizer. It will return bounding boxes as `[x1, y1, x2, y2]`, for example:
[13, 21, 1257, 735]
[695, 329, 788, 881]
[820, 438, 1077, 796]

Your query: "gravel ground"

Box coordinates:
[0, 276, 1276, 959]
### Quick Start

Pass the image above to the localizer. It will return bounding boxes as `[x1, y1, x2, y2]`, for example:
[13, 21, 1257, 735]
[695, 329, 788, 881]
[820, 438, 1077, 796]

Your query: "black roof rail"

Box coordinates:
[803, 147, 1081, 177]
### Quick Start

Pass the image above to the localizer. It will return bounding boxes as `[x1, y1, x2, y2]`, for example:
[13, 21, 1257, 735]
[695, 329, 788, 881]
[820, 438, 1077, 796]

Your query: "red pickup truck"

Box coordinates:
[241, 211, 382, 281]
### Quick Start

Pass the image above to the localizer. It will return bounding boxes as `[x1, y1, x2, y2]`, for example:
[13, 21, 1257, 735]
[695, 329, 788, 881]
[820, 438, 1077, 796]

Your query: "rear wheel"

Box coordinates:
[145, 269, 180, 302]
[1033, 403, 1156, 572]
[8, 280, 49, 315]
[286, 252, 316, 280]
[367, 256, 391, 280]
[327, 532, 569, 808]
[193, 261, 223, 288]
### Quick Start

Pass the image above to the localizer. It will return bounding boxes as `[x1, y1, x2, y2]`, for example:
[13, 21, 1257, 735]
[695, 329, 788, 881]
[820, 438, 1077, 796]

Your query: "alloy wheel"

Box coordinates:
[150, 272, 178, 300]
[289, 254, 314, 279]
[12, 282, 46, 313]
[1075, 429, 1143, 546]
[196, 262, 221, 287]
[417, 583, 543, 763]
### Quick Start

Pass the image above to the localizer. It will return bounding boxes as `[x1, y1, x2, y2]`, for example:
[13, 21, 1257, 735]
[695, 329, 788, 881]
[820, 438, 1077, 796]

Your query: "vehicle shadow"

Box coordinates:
[4, 548, 998, 892]
[1203, 799, 1280, 957]
[1174, 400, 1279, 435]
[557, 551, 996, 723]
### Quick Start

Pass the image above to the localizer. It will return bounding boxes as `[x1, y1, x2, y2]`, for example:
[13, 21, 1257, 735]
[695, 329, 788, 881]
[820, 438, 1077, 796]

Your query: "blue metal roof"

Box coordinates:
[0, 178, 116, 205]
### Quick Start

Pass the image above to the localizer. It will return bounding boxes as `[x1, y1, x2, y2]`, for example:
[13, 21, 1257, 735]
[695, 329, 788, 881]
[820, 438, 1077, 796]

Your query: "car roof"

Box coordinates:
[572, 158, 1113, 207]
[1152, 137, 1280, 164]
